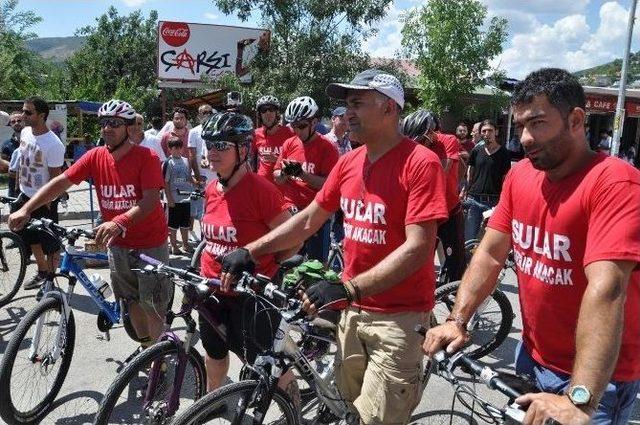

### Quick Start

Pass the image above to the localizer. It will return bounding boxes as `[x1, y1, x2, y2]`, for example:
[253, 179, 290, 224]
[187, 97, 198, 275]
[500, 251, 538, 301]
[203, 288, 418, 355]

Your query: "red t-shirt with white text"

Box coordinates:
[64, 145, 168, 249]
[436, 132, 461, 212]
[200, 173, 290, 280]
[488, 154, 640, 381]
[253, 125, 295, 182]
[316, 139, 448, 312]
[275, 133, 339, 209]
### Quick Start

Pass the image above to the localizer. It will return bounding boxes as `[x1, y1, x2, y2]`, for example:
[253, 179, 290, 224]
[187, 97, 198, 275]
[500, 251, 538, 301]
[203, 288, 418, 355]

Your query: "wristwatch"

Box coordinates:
[567, 385, 592, 407]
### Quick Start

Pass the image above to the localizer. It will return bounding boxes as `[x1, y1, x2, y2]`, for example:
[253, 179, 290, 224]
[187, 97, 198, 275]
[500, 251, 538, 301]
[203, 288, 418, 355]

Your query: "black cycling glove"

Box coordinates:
[282, 161, 303, 177]
[305, 280, 351, 311]
[220, 248, 256, 276]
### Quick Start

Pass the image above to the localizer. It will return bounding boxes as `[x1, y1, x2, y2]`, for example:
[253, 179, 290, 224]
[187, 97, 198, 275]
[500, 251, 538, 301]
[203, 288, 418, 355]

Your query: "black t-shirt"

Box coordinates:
[1, 135, 19, 160]
[468, 144, 511, 196]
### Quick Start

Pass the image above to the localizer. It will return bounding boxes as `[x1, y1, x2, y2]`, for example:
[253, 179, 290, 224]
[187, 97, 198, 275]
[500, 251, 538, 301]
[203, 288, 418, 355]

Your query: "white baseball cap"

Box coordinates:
[326, 69, 405, 109]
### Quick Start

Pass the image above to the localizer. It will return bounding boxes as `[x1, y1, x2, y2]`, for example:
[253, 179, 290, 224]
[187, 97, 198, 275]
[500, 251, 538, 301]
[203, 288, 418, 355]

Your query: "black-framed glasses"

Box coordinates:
[205, 140, 234, 151]
[259, 106, 278, 114]
[99, 118, 126, 129]
[21, 110, 34, 116]
[292, 121, 310, 130]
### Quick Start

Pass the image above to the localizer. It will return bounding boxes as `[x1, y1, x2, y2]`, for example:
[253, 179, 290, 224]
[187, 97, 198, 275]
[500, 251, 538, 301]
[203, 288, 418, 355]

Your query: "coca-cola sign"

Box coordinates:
[161, 22, 190, 47]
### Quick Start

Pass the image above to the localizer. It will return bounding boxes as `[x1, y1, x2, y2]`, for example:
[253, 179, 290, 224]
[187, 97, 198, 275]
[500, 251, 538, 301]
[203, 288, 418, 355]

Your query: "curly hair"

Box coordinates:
[511, 68, 585, 118]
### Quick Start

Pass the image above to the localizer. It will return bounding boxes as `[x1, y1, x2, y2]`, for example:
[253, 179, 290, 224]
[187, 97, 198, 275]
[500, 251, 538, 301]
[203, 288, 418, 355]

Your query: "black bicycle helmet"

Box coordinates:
[201, 112, 254, 187]
[401, 109, 437, 140]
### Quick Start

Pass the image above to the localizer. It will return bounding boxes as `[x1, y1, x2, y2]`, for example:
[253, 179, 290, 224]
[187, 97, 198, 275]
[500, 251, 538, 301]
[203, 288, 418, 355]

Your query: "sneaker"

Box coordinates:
[23, 271, 47, 290]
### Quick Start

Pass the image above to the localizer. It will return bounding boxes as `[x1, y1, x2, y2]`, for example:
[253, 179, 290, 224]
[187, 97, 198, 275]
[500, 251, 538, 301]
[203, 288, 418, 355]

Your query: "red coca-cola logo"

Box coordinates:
[161, 22, 190, 47]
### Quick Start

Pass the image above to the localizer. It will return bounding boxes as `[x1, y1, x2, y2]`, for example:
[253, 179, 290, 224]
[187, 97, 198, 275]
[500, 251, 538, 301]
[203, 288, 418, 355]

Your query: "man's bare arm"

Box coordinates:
[571, 260, 634, 408]
[188, 147, 202, 181]
[300, 173, 327, 190]
[122, 188, 162, 224]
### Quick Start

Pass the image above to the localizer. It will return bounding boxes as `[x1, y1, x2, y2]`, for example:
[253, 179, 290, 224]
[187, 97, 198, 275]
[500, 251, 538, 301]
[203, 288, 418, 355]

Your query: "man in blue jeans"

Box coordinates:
[461, 119, 510, 242]
[423, 68, 640, 424]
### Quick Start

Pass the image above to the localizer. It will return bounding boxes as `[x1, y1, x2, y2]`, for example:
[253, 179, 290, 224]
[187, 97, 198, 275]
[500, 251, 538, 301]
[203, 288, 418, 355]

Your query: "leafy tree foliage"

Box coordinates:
[401, 0, 507, 117]
[212, 0, 393, 114]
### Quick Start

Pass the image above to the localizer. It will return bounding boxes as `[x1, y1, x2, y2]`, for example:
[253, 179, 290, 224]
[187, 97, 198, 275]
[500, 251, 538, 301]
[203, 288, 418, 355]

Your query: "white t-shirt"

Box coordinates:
[18, 127, 65, 198]
[140, 134, 167, 162]
[188, 124, 216, 182]
[144, 128, 159, 139]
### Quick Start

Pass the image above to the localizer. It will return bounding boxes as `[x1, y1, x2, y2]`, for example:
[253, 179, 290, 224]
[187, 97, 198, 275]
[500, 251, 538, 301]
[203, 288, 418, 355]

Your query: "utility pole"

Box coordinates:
[612, 0, 638, 157]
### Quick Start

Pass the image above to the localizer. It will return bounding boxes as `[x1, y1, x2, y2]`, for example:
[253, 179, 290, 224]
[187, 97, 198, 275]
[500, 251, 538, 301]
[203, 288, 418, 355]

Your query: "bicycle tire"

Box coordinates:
[0, 294, 76, 424]
[172, 380, 299, 425]
[433, 280, 513, 359]
[0, 231, 28, 308]
[93, 340, 206, 425]
[190, 240, 206, 274]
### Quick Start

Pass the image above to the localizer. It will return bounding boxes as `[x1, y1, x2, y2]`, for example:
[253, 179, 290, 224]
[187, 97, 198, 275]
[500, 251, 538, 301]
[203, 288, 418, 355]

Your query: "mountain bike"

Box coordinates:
[93, 253, 330, 425]
[0, 218, 138, 425]
[416, 325, 540, 424]
[0, 195, 28, 308]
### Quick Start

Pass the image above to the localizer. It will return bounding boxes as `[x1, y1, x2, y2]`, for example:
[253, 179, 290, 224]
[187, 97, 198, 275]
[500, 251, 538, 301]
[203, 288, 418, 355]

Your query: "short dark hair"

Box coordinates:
[479, 119, 497, 133]
[168, 137, 183, 149]
[456, 122, 469, 130]
[25, 96, 50, 120]
[173, 107, 188, 118]
[151, 116, 162, 130]
[511, 68, 585, 118]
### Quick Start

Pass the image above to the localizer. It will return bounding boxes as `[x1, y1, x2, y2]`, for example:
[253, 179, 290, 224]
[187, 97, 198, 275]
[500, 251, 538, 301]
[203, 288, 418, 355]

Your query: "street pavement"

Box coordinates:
[0, 189, 638, 424]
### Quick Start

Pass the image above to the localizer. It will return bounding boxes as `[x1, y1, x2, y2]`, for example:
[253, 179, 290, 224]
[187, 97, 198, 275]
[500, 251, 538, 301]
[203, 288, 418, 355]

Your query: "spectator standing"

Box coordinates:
[2, 112, 24, 198]
[597, 129, 612, 155]
[160, 107, 189, 158]
[274, 96, 339, 261]
[252, 95, 294, 183]
[144, 116, 163, 139]
[131, 114, 166, 162]
[456, 122, 475, 154]
[326, 106, 352, 156]
[14, 97, 65, 289]
[462, 120, 510, 242]
[164, 137, 195, 255]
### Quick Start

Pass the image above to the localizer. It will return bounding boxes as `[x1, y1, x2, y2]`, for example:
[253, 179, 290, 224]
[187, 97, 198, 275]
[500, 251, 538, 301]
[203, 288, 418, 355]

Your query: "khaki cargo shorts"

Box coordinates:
[335, 307, 429, 425]
[108, 243, 174, 316]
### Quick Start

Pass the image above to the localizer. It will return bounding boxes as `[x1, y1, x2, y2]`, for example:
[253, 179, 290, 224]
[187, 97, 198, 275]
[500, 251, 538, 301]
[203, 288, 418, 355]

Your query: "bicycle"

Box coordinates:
[0, 218, 138, 425]
[0, 195, 28, 307]
[416, 325, 539, 424]
[93, 253, 330, 425]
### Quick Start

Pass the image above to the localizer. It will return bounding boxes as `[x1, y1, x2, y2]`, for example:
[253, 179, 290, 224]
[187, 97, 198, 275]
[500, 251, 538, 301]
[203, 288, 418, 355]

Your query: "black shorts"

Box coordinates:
[14, 193, 60, 254]
[198, 293, 280, 362]
[168, 202, 190, 229]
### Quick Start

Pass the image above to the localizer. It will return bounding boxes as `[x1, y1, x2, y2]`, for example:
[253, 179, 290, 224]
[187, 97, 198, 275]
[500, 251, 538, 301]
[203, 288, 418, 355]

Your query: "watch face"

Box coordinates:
[570, 386, 591, 404]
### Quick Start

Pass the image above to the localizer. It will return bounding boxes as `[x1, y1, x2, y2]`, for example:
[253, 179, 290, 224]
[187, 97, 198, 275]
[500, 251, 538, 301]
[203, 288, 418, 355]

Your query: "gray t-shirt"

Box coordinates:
[164, 156, 193, 203]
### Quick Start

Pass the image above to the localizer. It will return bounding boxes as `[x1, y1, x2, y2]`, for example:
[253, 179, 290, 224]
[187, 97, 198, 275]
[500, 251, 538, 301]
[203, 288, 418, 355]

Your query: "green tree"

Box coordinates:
[66, 7, 159, 112]
[212, 0, 392, 113]
[401, 0, 507, 116]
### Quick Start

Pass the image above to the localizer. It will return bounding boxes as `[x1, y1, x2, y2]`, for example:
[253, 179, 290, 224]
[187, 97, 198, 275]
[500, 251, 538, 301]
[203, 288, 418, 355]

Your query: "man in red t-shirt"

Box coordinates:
[251, 95, 294, 182]
[220, 70, 448, 424]
[423, 69, 640, 424]
[9, 99, 171, 349]
[160, 107, 190, 158]
[272, 96, 339, 261]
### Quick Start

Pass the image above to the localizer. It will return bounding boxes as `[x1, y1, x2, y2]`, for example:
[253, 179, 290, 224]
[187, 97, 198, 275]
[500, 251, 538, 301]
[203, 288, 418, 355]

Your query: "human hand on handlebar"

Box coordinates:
[516, 392, 590, 425]
[422, 321, 470, 357]
[219, 248, 256, 292]
[301, 280, 350, 315]
[8, 208, 31, 232]
[94, 221, 123, 246]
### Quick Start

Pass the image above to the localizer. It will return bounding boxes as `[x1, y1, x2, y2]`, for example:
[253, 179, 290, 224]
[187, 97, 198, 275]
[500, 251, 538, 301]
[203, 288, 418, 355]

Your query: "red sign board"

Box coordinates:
[586, 94, 640, 117]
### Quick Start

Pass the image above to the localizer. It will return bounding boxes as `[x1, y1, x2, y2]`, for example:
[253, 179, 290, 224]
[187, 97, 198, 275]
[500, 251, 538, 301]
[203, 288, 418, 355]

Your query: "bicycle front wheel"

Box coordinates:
[93, 340, 206, 425]
[433, 281, 513, 359]
[0, 231, 27, 307]
[0, 294, 76, 424]
[172, 380, 298, 425]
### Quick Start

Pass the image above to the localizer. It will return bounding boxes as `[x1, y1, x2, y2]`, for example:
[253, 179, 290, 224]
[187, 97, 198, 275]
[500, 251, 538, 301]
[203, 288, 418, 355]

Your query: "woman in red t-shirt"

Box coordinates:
[197, 112, 298, 394]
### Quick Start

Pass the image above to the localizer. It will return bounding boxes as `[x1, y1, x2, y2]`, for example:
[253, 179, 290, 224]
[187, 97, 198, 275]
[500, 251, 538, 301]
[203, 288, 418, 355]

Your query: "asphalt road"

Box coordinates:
[0, 220, 638, 424]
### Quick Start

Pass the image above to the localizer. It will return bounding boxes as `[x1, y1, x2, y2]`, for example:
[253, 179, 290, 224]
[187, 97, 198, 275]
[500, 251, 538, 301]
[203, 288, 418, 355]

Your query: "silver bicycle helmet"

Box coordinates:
[401, 109, 437, 140]
[284, 96, 319, 123]
[256, 95, 280, 110]
[98, 100, 137, 121]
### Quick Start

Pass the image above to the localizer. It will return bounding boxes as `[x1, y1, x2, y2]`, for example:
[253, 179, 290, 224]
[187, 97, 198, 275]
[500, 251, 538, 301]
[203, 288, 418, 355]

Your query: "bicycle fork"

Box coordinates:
[29, 292, 71, 368]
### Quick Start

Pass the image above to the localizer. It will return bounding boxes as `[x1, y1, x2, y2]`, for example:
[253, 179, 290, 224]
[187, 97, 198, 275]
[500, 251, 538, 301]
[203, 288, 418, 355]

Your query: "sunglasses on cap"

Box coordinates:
[99, 118, 126, 128]
[292, 121, 310, 130]
[259, 106, 278, 114]
[205, 140, 235, 151]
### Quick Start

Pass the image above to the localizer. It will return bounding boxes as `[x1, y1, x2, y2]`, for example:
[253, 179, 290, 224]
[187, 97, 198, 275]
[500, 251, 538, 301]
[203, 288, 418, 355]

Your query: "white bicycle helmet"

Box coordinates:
[284, 96, 318, 123]
[98, 99, 137, 120]
[256, 95, 280, 110]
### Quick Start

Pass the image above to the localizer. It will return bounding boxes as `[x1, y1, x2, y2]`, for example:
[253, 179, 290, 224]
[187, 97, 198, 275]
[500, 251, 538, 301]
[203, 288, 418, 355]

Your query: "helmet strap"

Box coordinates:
[106, 135, 128, 153]
[217, 143, 246, 187]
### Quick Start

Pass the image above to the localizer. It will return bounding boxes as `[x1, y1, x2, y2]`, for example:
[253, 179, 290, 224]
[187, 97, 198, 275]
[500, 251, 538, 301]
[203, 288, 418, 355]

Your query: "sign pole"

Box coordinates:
[612, 0, 638, 157]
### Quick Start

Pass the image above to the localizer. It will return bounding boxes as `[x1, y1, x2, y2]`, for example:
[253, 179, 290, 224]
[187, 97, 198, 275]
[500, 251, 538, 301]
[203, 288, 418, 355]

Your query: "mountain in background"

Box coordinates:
[26, 36, 86, 62]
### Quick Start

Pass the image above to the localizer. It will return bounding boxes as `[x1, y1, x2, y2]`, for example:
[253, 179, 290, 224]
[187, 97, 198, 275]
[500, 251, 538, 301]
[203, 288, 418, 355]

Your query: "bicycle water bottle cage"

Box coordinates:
[97, 310, 115, 332]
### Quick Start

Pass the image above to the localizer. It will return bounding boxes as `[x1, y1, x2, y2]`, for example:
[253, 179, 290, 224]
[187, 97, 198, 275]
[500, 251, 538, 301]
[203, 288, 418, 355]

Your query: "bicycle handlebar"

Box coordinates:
[176, 189, 205, 200]
[0, 196, 17, 205]
[27, 218, 96, 241]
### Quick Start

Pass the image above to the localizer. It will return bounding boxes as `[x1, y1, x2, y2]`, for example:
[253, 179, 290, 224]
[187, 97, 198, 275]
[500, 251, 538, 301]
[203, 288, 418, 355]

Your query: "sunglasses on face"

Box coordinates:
[200, 110, 213, 116]
[259, 106, 278, 114]
[292, 121, 310, 130]
[205, 140, 235, 151]
[99, 118, 126, 128]
[21, 110, 34, 116]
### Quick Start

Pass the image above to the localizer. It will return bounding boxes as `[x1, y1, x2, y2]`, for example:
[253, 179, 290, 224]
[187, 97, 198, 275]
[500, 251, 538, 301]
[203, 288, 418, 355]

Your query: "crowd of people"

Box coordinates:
[1, 65, 639, 425]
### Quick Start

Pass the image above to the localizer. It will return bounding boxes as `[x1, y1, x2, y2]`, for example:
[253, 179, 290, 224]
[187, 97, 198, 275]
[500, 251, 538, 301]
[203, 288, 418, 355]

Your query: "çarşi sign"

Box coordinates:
[157, 21, 270, 84]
